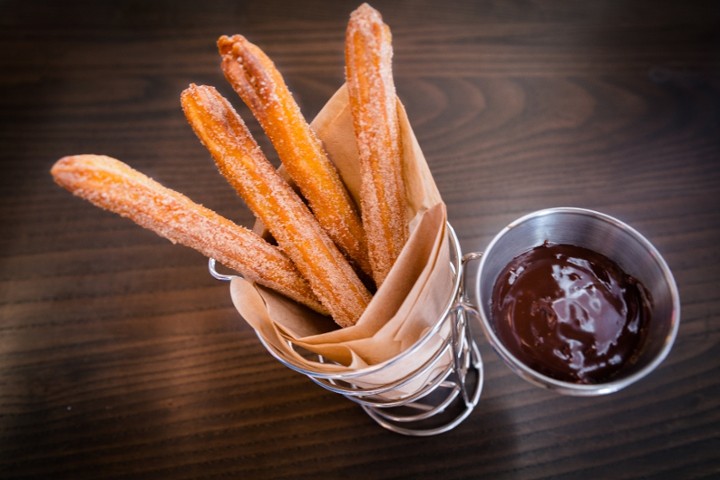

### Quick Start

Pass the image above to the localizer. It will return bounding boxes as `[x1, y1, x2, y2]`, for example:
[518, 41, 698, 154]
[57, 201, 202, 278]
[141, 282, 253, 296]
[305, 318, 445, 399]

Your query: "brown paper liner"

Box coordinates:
[229, 84, 453, 379]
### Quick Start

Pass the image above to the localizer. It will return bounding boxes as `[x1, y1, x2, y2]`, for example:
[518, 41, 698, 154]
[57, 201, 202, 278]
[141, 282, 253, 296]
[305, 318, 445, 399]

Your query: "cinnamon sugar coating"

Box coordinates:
[218, 34, 372, 280]
[181, 84, 372, 327]
[50, 154, 327, 314]
[345, 3, 409, 287]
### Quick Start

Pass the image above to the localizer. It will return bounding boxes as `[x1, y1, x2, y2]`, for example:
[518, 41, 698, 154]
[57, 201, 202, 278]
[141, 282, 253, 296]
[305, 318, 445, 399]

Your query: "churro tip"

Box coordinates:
[50, 157, 72, 187]
[180, 84, 216, 118]
[181, 83, 201, 98]
[51, 154, 110, 194]
[217, 34, 246, 55]
[352, 3, 382, 20]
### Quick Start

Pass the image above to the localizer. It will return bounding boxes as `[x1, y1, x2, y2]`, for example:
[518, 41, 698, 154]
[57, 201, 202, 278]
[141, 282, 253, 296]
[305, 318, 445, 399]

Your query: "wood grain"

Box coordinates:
[1, 0, 719, 478]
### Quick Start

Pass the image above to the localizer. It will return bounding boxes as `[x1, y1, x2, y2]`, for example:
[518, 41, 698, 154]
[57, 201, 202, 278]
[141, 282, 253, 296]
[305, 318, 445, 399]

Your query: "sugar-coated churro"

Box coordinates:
[181, 84, 372, 327]
[217, 34, 372, 279]
[50, 154, 328, 314]
[345, 3, 408, 287]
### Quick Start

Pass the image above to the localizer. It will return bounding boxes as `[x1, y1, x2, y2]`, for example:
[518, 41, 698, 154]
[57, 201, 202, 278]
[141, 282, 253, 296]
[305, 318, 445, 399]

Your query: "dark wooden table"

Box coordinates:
[1, 1, 718, 478]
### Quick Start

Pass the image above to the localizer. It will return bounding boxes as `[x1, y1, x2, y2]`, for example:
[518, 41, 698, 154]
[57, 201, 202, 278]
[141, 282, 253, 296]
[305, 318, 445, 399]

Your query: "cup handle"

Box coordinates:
[208, 258, 236, 282]
[458, 251, 483, 305]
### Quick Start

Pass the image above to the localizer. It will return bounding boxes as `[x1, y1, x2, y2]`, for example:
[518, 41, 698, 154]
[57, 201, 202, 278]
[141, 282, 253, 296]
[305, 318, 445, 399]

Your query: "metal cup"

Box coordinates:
[473, 207, 680, 396]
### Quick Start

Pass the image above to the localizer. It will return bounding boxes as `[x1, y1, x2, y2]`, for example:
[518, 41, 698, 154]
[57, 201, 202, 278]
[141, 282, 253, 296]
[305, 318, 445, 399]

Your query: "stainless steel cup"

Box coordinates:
[473, 207, 680, 396]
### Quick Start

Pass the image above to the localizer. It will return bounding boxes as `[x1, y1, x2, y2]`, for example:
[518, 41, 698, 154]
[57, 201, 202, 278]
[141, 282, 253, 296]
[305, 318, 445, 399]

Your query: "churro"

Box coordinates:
[345, 3, 408, 287]
[50, 154, 328, 314]
[218, 35, 372, 279]
[181, 84, 372, 327]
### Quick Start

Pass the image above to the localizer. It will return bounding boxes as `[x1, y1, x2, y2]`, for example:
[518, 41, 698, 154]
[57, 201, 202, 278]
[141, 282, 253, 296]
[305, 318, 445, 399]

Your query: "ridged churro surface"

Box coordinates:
[50, 154, 327, 314]
[345, 3, 409, 287]
[218, 34, 372, 279]
[181, 84, 372, 327]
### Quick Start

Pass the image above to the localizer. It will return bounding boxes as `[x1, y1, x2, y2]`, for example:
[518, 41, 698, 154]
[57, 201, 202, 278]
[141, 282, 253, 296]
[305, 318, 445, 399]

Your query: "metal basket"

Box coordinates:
[210, 224, 483, 436]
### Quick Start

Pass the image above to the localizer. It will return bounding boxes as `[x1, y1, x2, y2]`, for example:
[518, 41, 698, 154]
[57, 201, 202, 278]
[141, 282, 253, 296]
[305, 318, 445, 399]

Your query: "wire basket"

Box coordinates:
[210, 224, 483, 436]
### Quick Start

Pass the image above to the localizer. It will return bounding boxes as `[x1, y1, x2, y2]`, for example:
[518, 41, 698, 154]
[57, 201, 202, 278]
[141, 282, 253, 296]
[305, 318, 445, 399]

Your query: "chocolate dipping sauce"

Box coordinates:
[491, 243, 651, 384]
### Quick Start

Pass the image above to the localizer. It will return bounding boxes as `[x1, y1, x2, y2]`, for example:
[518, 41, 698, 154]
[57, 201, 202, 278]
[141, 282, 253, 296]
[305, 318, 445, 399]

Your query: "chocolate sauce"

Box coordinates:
[491, 243, 650, 384]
